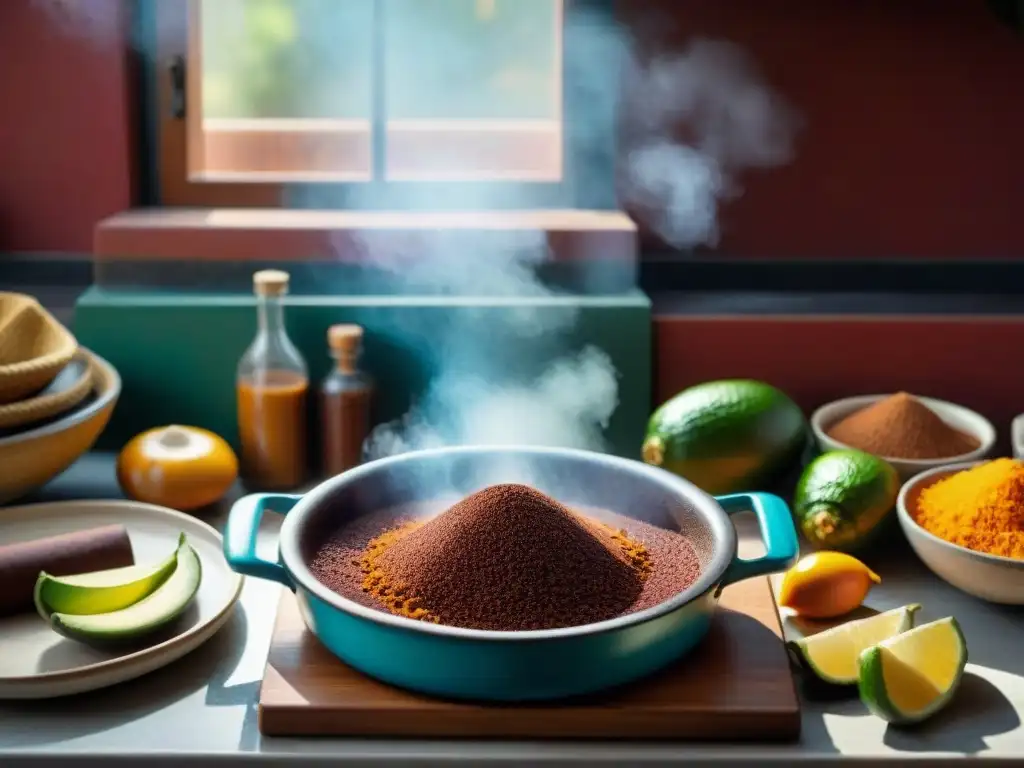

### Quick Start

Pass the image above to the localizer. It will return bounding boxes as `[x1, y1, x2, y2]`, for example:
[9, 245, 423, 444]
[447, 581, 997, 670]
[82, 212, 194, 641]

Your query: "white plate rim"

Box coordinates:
[0, 499, 244, 689]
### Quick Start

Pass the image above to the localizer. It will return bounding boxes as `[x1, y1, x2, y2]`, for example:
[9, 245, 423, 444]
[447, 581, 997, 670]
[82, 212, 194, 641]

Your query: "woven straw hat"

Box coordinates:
[0, 293, 78, 404]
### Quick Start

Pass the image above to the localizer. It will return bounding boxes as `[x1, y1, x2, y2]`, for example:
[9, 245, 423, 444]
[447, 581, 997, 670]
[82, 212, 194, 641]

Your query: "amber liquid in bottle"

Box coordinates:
[236, 270, 308, 490]
[320, 324, 374, 477]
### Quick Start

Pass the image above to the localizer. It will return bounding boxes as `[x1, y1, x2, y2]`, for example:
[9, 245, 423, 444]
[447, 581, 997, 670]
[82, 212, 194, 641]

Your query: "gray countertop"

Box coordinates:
[2, 454, 1024, 766]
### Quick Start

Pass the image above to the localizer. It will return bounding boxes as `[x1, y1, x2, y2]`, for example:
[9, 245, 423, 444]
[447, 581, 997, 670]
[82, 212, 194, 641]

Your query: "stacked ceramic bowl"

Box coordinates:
[0, 293, 121, 504]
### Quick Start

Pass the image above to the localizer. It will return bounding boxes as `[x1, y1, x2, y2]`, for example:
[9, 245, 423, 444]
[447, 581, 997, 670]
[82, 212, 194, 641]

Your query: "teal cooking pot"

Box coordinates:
[224, 445, 797, 702]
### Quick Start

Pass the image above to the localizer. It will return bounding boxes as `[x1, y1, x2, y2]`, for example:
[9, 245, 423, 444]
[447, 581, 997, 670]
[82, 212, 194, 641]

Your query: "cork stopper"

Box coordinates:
[253, 269, 290, 297]
[328, 324, 363, 355]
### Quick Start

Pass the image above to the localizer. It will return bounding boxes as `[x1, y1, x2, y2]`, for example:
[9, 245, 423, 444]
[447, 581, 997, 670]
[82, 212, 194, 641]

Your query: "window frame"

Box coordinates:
[153, 0, 618, 211]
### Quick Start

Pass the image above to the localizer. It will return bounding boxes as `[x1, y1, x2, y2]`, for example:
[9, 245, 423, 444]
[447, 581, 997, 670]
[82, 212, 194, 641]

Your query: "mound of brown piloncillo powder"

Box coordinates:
[366, 484, 649, 631]
[826, 391, 979, 460]
[309, 483, 703, 632]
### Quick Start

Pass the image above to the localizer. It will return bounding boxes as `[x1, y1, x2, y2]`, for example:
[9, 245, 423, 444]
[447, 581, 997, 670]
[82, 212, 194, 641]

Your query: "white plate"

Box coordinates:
[0, 499, 243, 699]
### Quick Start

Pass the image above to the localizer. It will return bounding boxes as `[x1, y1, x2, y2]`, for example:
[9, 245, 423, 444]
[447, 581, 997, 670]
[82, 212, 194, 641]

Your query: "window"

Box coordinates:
[155, 0, 610, 209]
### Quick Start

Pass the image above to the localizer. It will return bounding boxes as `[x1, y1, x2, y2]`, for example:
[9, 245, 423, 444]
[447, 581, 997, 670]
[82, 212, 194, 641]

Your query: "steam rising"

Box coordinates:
[38, 0, 798, 460]
[368, 346, 619, 458]
[345, 224, 620, 458]
[621, 40, 798, 247]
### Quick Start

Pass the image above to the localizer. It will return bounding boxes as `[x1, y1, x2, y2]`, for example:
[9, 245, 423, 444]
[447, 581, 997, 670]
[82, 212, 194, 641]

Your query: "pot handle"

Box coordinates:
[223, 493, 302, 589]
[715, 492, 799, 588]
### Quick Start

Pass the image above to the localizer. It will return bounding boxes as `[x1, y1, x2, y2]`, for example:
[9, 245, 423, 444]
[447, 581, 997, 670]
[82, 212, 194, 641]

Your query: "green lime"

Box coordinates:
[641, 380, 807, 495]
[794, 449, 900, 551]
[788, 604, 920, 686]
[858, 617, 967, 725]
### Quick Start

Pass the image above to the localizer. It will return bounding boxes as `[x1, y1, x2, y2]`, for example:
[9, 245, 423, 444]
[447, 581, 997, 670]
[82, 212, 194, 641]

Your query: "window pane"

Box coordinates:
[201, 0, 372, 119]
[384, 0, 560, 120]
[383, 0, 563, 181]
[192, 0, 563, 183]
[197, 0, 373, 181]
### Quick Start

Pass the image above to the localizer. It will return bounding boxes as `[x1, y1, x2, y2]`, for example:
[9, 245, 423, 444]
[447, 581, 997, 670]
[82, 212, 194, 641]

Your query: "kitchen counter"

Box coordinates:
[2, 454, 1024, 767]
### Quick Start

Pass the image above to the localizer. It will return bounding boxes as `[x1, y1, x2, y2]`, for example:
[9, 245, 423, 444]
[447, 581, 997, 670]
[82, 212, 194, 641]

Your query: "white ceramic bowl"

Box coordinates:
[810, 394, 995, 480]
[1011, 413, 1024, 459]
[897, 460, 1024, 604]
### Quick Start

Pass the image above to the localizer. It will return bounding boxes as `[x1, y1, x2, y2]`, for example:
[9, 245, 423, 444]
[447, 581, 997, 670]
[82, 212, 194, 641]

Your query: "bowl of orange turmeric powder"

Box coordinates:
[897, 458, 1024, 604]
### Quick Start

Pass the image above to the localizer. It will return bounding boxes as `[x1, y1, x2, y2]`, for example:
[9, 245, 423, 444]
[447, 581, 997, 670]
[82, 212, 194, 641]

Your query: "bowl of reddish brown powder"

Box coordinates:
[811, 392, 995, 479]
[223, 446, 799, 701]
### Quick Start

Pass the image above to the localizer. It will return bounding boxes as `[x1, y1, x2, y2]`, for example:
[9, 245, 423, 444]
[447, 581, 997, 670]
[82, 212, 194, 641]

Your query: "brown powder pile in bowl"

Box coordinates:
[359, 484, 652, 632]
[827, 392, 979, 460]
[309, 486, 704, 633]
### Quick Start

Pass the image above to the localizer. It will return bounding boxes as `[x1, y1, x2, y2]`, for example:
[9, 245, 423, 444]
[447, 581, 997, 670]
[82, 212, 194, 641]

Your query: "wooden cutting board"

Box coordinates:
[258, 575, 801, 741]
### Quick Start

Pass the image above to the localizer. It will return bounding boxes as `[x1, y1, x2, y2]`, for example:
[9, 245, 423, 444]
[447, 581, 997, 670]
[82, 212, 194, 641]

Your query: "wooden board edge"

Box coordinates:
[258, 706, 802, 741]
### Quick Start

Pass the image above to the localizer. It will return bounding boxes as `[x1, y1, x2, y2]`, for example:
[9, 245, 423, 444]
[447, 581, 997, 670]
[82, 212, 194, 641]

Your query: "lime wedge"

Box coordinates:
[858, 616, 968, 725]
[788, 604, 920, 685]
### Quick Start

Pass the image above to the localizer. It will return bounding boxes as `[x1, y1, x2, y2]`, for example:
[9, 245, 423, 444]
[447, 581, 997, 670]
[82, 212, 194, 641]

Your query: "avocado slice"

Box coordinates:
[49, 536, 202, 645]
[34, 535, 182, 620]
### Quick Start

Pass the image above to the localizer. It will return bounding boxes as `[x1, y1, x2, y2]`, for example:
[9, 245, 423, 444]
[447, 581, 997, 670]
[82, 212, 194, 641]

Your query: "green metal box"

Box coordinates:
[74, 287, 651, 467]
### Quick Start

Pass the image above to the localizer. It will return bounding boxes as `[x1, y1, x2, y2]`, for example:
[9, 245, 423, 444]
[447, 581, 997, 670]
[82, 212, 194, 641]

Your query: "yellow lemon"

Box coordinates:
[777, 551, 880, 619]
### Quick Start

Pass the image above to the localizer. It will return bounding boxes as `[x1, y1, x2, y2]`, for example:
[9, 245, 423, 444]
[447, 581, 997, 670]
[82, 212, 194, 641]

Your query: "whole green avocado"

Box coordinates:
[793, 449, 900, 552]
[642, 379, 808, 495]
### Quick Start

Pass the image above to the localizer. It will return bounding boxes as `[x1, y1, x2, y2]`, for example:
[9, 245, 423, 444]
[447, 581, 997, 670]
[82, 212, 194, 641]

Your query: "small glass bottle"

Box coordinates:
[236, 270, 308, 490]
[320, 324, 374, 477]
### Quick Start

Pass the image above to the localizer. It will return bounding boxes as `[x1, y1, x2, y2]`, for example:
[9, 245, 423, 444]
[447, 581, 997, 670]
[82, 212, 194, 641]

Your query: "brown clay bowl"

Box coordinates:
[0, 348, 120, 505]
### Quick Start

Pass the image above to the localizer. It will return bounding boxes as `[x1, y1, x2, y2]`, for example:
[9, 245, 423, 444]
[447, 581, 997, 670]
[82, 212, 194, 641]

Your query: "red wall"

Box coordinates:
[0, 0, 1020, 258]
[0, 0, 134, 253]
[625, 0, 1024, 258]
[654, 315, 1022, 452]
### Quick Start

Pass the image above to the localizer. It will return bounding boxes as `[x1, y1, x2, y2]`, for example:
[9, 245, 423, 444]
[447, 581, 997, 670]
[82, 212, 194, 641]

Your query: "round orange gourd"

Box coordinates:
[117, 425, 239, 511]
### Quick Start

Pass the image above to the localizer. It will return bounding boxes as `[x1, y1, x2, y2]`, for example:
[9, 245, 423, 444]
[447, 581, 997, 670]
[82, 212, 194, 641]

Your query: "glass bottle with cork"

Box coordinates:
[320, 324, 374, 476]
[236, 269, 308, 490]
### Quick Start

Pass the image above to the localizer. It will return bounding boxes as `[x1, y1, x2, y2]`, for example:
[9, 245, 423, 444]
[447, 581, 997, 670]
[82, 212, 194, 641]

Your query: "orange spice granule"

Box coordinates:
[359, 521, 440, 623]
[359, 514, 654, 624]
[607, 526, 654, 576]
[913, 457, 1024, 559]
